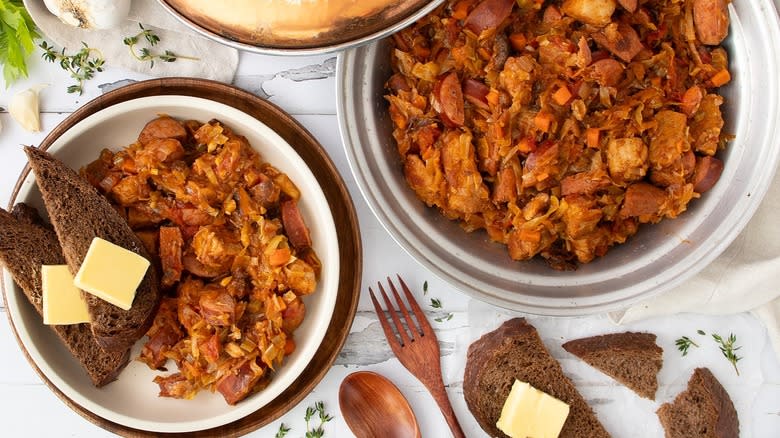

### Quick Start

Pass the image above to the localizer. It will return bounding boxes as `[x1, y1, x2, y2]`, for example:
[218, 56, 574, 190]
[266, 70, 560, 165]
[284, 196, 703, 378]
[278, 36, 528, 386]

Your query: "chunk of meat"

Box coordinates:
[135, 138, 185, 168]
[690, 94, 724, 156]
[693, 0, 729, 45]
[281, 297, 306, 333]
[649, 110, 688, 169]
[138, 116, 187, 145]
[492, 166, 518, 203]
[216, 360, 263, 405]
[561, 169, 611, 196]
[434, 72, 465, 127]
[522, 141, 560, 189]
[620, 183, 667, 221]
[441, 131, 492, 214]
[155, 373, 197, 399]
[606, 137, 648, 182]
[284, 259, 317, 296]
[199, 288, 236, 326]
[587, 58, 624, 87]
[134, 229, 159, 257]
[562, 196, 603, 240]
[249, 173, 281, 208]
[159, 226, 183, 288]
[692, 156, 724, 193]
[140, 298, 183, 369]
[182, 252, 222, 278]
[190, 225, 242, 271]
[111, 174, 151, 206]
[592, 23, 644, 63]
[281, 200, 312, 250]
[404, 153, 446, 207]
[561, 0, 616, 26]
[464, 0, 515, 36]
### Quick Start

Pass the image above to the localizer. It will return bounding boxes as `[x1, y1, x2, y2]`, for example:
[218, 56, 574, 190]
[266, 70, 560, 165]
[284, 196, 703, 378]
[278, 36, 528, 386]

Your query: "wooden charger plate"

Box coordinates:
[1, 78, 362, 437]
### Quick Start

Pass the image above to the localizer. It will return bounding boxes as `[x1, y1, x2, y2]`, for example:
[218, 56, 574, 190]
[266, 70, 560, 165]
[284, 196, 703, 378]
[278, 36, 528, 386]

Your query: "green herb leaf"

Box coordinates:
[0, 0, 42, 86]
[697, 329, 706, 336]
[434, 313, 454, 323]
[39, 41, 104, 95]
[675, 335, 699, 356]
[123, 24, 198, 68]
[274, 423, 290, 438]
[712, 332, 742, 376]
[423, 280, 428, 295]
[430, 298, 442, 309]
[301, 401, 333, 438]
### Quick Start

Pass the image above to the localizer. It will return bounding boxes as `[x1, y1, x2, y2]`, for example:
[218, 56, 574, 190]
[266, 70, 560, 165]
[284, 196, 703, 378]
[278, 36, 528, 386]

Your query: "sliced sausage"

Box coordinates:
[159, 226, 183, 288]
[434, 72, 465, 127]
[620, 183, 667, 219]
[281, 200, 312, 250]
[137, 116, 187, 145]
[692, 156, 724, 193]
[592, 24, 644, 63]
[464, 0, 515, 36]
[463, 78, 491, 110]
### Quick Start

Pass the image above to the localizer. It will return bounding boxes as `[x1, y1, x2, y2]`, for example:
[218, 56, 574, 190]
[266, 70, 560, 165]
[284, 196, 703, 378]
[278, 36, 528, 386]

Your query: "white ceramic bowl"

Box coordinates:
[337, 1, 780, 315]
[3, 94, 340, 432]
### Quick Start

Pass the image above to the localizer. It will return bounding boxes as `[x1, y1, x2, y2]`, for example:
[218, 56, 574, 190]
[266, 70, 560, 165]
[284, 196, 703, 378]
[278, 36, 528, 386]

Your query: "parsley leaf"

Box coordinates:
[0, 0, 41, 86]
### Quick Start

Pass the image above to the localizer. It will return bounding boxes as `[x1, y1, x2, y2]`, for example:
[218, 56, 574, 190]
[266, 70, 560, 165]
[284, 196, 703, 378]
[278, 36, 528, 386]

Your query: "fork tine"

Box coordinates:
[376, 282, 413, 346]
[369, 287, 404, 349]
[386, 276, 422, 339]
[396, 274, 434, 336]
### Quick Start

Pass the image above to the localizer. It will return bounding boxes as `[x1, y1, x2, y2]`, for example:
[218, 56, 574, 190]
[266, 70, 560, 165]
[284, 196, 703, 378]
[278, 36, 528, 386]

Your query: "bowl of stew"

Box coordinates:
[337, 0, 780, 314]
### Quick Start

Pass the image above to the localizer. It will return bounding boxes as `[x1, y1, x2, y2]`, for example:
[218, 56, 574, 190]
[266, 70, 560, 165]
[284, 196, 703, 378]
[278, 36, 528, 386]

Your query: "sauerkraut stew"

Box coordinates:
[386, 0, 731, 269]
[81, 116, 320, 404]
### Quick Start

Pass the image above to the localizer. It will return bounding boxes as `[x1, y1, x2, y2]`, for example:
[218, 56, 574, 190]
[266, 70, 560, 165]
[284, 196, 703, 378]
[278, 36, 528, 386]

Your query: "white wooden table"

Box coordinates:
[1, 48, 779, 438]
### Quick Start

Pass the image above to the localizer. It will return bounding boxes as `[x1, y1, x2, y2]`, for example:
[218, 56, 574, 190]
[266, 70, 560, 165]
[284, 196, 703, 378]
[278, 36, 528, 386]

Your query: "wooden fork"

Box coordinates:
[369, 275, 466, 438]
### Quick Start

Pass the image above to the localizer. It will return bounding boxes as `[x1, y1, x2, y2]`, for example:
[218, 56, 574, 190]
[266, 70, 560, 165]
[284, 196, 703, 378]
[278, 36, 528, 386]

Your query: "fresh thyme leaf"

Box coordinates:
[301, 401, 333, 438]
[123, 23, 198, 68]
[712, 332, 742, 376]
[0, 0, 41, 86]
[435, 313, 454, 323]
[697, 329, 706, 336]
[274, 423, 290, 438]
[430, 298, 442, 309]
[39, 40, 104, 95]
[423, 280, 428, 295]
[675, 335, 699, 356]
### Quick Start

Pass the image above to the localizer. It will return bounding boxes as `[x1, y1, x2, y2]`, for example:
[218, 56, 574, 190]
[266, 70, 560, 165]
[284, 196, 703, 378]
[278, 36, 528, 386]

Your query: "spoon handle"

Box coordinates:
[427, 380, 466, 438]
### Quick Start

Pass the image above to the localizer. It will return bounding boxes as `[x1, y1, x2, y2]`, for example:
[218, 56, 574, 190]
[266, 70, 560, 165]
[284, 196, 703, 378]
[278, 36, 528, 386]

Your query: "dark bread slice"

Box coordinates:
[0, 205, 129, 387]
[24, 146, 161, 352]
[657, 367, 739, 438]
[463, 318, 610, 438]
[562, 332, 663, 400]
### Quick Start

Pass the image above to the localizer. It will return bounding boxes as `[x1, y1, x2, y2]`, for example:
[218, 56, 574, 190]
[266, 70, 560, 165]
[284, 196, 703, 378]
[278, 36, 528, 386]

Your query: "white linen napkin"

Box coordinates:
[25, 0, 238, 83]
[609, 163, 780, 360]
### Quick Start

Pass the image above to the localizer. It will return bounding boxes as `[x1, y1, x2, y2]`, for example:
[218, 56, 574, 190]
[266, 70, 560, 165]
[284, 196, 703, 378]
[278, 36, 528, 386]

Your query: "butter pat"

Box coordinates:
[42, 265, 90, 325]
[496, 380, 570, 438]
[74, 237, 150, 311]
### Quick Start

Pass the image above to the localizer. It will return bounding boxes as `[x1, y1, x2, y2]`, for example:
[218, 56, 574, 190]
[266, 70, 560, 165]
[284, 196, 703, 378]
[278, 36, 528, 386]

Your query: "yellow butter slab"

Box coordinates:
[73, 237, 150, 311]
[42, 265, 90, 325]
[496, 379, 570, 438]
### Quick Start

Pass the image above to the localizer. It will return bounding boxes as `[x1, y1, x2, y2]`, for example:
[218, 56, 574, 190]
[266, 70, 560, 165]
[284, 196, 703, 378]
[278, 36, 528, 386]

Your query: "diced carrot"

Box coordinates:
[478, 47, 492, 60]
[269, 248, 292, 267]
[534, 111, 554, 133]
[451, 0, 474, 20]
[552, 86, 572, 105]
[586, 128, 600, 148]
[709, 69, 731, 87]
[680, 85, 703, 116]
[486, 88, 500, 106]
[509, 33, 527, 51]
[518, 137, 536, 153]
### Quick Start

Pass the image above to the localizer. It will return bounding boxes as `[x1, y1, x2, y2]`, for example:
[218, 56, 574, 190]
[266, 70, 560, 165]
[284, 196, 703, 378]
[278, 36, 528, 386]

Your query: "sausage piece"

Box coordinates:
[692, 156, 724, 193]
[464, 0, 515, 36]
[435, 72, 465, 127]
[137, 116, 187, 145]
[620, 183, 667, 219]
[281, 200, 312, 250]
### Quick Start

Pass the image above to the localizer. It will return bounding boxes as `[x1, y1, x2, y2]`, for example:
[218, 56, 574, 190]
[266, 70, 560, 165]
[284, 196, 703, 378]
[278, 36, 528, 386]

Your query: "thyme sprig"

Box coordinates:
[712, 332, 742, 376]
[675, 336, 699, 356]
[123, 23, 198, 68]
[275, 423, 290, 438]
[39, 41, 104, 95]
[304, 401, 333, 438]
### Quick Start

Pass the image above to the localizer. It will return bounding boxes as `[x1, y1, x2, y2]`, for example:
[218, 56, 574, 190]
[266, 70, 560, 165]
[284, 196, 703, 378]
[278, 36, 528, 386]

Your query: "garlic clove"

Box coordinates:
[9, 85, 48, 133]
[43, 0, 131, 30]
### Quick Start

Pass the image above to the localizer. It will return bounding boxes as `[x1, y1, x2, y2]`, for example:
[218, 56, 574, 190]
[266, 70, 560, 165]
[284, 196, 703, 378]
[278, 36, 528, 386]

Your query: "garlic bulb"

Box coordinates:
[9, 85, 47, 132]
[43, 0, 131, 30]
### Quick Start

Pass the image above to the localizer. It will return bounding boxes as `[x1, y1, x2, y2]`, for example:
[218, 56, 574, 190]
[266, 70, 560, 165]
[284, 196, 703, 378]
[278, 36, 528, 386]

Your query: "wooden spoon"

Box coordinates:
[339, 371, 421, 438]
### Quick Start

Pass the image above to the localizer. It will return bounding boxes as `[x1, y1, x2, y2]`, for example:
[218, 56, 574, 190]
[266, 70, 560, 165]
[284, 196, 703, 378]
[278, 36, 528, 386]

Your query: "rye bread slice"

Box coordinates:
[463, 318, 610, 438]
[562, 332, 663, 400]
[657, 367, 739, 438]
[24, 146, 161, 352]
[0, 205, 129, 387]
